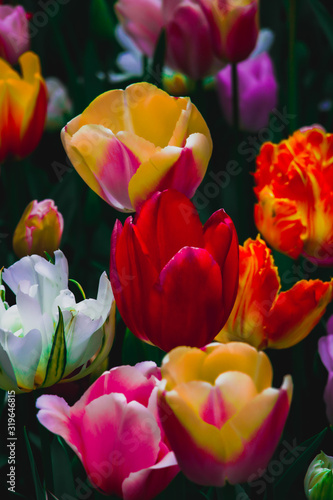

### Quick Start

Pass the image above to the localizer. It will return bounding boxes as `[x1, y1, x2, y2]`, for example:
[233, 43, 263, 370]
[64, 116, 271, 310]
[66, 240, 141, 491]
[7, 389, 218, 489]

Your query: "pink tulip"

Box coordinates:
[0, 5, 30, 65]
[36, 362, 179, 499]
[318, 332, 333, 425]
[115, 0, 163, 58]
[216, 52, 278, 132]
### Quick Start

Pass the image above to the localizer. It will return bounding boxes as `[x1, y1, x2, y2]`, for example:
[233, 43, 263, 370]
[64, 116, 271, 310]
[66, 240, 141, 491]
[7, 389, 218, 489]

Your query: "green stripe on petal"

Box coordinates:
[42, 308, 67, 388]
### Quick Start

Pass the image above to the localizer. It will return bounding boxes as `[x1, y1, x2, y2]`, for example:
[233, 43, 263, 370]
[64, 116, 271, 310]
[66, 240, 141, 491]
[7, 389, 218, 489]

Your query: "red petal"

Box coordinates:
[135, 190, 204, 273]
[146, 247, 223, 351]
[204, 209, 239, 324]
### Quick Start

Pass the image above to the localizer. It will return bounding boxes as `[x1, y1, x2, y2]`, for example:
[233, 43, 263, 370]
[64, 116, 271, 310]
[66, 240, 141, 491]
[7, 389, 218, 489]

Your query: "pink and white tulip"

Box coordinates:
[36, 362, 179, 499]
[0, 5, 30, 65]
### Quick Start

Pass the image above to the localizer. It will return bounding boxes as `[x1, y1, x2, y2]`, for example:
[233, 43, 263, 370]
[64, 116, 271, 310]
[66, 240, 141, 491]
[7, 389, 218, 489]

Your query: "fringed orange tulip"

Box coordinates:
[254, 126, 333, 265]
[216, 236, 333, 349]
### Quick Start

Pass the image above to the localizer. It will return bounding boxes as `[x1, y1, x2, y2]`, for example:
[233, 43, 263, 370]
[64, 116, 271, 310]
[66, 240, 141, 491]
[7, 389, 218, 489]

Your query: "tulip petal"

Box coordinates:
[0, 329, 42, 391]
[0, 341, 18, 391]
[161, 346, 206, 388]
[221, 376, 293, 484]
[122, 448, 179, 500]
[68, 124, 141, 211]
[134, 190, 204, 272]
[319, 334, 333, 373]
[201, 342, 273, 393]
[265, 279, 333, 349]
[204, 209, 239, 323]
[111, 218, 159, 341]
[147, 247, 223, 351]
[79, 394, 161, 497]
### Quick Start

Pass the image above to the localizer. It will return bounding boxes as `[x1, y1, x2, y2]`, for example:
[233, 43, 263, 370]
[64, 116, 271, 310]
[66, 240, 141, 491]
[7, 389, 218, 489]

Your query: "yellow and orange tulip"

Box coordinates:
[254, 126, 333, 265]
[158, 342, 293, 486]
[0, 51, 47, 162]
[61, 82, 212, 212]
[216, 236, 333, 349]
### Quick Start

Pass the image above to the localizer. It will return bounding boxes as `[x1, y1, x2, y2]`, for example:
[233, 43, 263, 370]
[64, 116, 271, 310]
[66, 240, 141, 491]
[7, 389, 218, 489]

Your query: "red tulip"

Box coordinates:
[110, 189, 239, 352]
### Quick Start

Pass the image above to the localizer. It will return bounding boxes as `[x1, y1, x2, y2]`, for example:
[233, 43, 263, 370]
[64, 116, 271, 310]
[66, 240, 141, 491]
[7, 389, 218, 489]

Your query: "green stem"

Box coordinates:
[38, 418, 54, 493]
[231, 62, 239, 138]
[288, 0, 297, 133]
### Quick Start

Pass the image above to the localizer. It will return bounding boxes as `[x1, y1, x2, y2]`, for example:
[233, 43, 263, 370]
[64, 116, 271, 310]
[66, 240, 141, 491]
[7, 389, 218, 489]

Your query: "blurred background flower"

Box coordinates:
[13, 199, 64, 258]
[0, 4, 29, 65]
[0, 51, 47, 162]
[45, 77, 73, 131]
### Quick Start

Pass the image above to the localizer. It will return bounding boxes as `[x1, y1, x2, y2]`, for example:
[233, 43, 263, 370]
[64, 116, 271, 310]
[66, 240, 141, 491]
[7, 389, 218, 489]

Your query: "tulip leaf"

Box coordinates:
[42, 308, 67, 388]
[69, 279, 86, 299]
[273, 427, 328, 497]
[24, 427, 47, 500]
[51, 437, 77, 499]
[308, 0, 333, 51]
[90, 0, 116, 40]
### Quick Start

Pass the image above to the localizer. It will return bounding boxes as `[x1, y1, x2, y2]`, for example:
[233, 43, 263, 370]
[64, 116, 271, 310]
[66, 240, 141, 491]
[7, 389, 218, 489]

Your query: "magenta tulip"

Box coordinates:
[0, 5, 29, 65]
[216, 52, 278, 132]
[36, 362, 179, 499]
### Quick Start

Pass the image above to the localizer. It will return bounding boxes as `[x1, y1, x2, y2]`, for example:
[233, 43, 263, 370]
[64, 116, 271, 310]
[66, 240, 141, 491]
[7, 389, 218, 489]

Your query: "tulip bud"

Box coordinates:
[13, 200, 64, 259]
[0, 5, 30, 65]
[305, 451, 333, 499]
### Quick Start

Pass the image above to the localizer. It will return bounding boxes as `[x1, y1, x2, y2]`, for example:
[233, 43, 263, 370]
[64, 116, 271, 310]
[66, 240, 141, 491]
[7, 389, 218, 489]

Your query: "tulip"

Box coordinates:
[0, 51, 47, 163]
[216, 236, 333, 350]
[61, 82, 212, 212]
[254, 126, 333, 264]
[115, 0, 259, 79]
[110, 189, 238, 352]
[12, 199, 64, 259]
[115, 0, 163, 58]
[0, 251, 115, 393]
[36, 362, 179, 499]
[305, 451, 333, 499]
[318, 332, 333, 425]
[45, 77, 73, 131]
[216, 52, 278, 132]
[0, 5, 29, 65]
[158, 342, 293, 486]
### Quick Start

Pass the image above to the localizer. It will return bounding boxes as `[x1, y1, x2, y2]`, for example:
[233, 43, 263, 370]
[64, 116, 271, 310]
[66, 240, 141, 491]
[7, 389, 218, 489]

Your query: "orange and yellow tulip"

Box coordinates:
[0, 51, 47, 162]
[216, 236, 333, 349]
[254, 126, 333, 265]
[158, 342, 293, 486]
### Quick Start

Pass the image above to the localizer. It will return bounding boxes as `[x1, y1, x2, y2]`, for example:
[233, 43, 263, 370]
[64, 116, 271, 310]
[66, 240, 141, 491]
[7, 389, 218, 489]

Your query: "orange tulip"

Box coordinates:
[254, 126, 333, 265]
[0, 51, 47, 162]
[216, 236, 333, 349]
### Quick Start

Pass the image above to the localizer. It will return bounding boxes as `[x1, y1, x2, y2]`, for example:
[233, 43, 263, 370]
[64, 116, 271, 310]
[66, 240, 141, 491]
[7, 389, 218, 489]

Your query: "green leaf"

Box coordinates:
[90, 0, 115, 39]
[51, 437, 77, 499]
[148, 29, 166, 87]
[42, 308, 67, 388]
[308, 0, 333, 51]
[24, 427, 47, 500]
[273, 427, 328, 496]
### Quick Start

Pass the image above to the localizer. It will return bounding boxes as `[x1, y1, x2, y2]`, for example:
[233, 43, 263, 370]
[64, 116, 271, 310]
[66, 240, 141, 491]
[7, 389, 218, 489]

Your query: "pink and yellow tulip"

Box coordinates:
[0, 51, 47, 162]
[61, 82, 212, 212]
[37, 362, 179, 499]
[216, 236, 333, 349]
[13, 199, 64, 258]
[158, 342, 293, 486]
